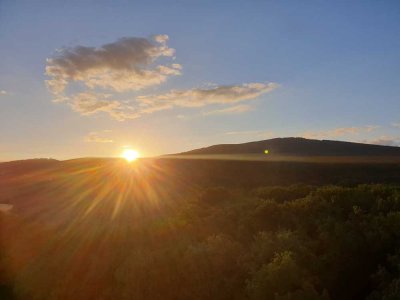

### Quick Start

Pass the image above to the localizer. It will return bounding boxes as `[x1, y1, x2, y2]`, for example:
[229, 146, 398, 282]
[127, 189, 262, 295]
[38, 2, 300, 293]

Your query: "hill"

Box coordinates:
[1, 156, 400, 299]
[0, 158, 60, 178]
[178, 137, 400, 156]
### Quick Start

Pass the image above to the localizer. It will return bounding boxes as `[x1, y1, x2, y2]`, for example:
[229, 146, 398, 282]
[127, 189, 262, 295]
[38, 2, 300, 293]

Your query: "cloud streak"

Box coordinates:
[226, 130, 275, 139]
[69, 92, 139, 121]
[137, 83, 278, 114]
[0, 90, 10, 96]
[302, 125, 380, 139]
[59, 82, 277, 121]
[85, 130, 114, 143]
[363, 136, 400, 147]
[46, 35, 278, 120]
[203, 104, 253, 116]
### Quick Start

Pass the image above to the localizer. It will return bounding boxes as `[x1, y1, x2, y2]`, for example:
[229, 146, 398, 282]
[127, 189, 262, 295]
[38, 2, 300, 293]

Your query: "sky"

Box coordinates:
[0, 0, 400, 160]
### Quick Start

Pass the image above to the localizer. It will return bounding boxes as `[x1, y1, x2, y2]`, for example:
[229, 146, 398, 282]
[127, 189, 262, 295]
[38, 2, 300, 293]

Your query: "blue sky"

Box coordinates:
[0, 0, 399, 160]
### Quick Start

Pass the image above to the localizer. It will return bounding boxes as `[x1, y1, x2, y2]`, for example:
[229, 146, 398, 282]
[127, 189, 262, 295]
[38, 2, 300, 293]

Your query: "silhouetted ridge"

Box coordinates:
[179, 137, 400, 156]
[0, 158, 59, 178]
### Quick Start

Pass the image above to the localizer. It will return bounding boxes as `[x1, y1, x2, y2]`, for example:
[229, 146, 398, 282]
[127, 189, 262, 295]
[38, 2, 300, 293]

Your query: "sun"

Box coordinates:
[122, 149, 140, 162]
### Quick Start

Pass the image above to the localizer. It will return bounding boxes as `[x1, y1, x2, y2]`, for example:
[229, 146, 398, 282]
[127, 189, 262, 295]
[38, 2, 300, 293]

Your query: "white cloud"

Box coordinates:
[66, 82, 277, 121]
[302, 125, 380, 139]
[85, 130, 114, 143]
[69, 92, 139, 121]
[365, 125, 381, 132]
[137, 82, 278, 114]
[203, 104, 253, 116]
[0, 90, 12, 97]
[226, 130, 275, 139]
[363, 136, 400, 147]
[46, 35, 180, 95]
[392, 122, 400, 128]
[46, 35, 279, 121]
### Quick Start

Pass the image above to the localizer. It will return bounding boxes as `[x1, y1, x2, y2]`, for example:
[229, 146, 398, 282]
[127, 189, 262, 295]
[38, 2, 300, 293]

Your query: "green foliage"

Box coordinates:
[253, 185, 314, 203]
[2, 184, 400, 299]
[199, 187, 234, 205]
[246, 251, 322, 300]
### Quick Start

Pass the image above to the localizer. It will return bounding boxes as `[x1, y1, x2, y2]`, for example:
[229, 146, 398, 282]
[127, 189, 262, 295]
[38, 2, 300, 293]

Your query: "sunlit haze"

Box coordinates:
[122, 149, 139, 162]
[1, 2, 400, 299]
[0, 1, 399, 160]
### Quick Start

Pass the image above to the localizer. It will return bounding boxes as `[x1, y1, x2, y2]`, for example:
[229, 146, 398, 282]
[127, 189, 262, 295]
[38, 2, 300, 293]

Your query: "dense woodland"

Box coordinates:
[1, 159, 400, 299]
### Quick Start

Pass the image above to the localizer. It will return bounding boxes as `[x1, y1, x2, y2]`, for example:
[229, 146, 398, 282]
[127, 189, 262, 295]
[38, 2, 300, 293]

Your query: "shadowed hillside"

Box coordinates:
[1, 142, 400, 300]
[0, 159, 60, 178]
[1, 157, 400, 299]
[178, 137, 400, 156]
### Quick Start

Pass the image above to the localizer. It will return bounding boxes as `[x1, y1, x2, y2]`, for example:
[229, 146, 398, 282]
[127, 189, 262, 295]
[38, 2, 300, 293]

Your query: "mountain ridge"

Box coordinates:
[178, 137, 400, 156]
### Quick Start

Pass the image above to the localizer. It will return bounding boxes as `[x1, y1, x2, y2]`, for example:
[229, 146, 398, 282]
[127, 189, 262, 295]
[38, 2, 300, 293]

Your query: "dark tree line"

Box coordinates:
[2, 184, 400, 299]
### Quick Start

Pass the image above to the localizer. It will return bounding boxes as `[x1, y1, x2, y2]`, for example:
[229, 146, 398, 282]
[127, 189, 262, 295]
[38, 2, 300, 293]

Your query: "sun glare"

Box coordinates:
[122, 149, 140, 162]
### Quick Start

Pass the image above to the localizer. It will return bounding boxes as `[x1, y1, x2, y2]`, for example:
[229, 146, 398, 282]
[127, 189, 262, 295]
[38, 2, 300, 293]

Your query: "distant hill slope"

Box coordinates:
[0, 158, 60, 178]
[178, 137, 400, 156]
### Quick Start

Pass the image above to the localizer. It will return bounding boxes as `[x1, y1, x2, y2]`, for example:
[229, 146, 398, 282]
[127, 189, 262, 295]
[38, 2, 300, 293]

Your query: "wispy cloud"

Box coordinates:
[137, 83, 278, 114]
[392, 122, 400, 128]
[365, 125, 381, 132]
[46, 35, 278, 121]
[85, 130, 114, 143]
[302, 125, 380, 139]
[0, 90, 8, 96]
[203, 104, 253, 116]
[69, 92, 139, 121]
[57, 82, 277, 121]
[226, 130, 275, 139]
[363, 136, 400, 147]
[45, 35, 181, 120]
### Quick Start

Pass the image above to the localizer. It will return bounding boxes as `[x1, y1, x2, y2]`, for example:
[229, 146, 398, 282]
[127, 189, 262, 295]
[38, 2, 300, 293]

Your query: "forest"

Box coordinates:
[1, 158, 400, 299]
